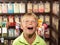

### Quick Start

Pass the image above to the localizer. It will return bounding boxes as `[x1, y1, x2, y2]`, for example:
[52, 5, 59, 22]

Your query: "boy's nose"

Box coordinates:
[29, 21, 32, 25]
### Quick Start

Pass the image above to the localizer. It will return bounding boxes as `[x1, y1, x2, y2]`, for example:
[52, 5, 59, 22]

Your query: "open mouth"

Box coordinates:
[27, 27, 33, 30]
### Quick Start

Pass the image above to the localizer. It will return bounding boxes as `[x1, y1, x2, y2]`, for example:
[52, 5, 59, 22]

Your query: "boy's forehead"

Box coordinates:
[23, 15, 34, 17]
[21, 15, 37, 22]
[21, 13, 38, 21]
[22, 16, 35, 20]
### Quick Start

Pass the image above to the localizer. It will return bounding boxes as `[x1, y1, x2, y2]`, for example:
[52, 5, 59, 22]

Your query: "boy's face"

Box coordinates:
[21, 16, 37, 35]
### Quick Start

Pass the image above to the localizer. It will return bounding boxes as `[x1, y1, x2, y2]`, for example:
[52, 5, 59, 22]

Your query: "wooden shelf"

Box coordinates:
[52, 0, 59, 1]
[0, 13, 51, 16]
[50, 36, 58, 45]
[51, 26, 58, 35]
[0, 0, 23, 3]
[4, 37, 17, 40]
[52, 13, 60, 19]
[45, 38, 50, 41]
[0, 13, 26, 16]
[34, 12, 51, 15]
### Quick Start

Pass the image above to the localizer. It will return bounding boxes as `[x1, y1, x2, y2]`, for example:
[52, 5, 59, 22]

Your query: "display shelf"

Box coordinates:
[50, 36, 58, 45]
[52, 13, 60, 19]
[50, 26, 58, 35]
[0, 37, 17, 40]
[0, 0, 24, 3]
[0, 13, 26, 16]
[4, 37, 17, 40]
[0, 0, 59, 45]
[45, 38, 50, 41]
[34, 13, 51, 15]
[0, 13, 51, 16]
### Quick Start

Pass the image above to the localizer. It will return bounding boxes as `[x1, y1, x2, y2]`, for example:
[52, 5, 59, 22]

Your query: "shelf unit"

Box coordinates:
[50, 0, 60, 45]
[0, 0, 59, 45]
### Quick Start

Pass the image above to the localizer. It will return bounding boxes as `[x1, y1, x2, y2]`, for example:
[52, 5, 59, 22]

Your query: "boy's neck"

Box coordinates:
[23, 33, 36, 44]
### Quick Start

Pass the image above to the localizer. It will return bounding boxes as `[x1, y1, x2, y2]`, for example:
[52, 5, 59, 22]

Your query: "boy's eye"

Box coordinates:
[24, 20, 37, 23]
[32, 21, 36, 23]
[24, 20, 29, 23]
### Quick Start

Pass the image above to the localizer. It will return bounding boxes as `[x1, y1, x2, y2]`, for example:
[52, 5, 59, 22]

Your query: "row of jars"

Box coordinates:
[0, 15, 50, 38]
[0, 1, 59, 15]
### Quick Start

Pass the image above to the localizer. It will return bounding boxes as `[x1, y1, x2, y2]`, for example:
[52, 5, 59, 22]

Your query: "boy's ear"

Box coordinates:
[20, 23, 23, 30]
[21, 26, 23, 30]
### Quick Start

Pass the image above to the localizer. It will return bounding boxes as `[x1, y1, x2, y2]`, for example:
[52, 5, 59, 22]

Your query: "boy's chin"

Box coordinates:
[27, 32, 35, 35]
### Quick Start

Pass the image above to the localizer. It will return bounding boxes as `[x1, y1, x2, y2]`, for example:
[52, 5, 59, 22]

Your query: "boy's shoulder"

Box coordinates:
[12, 33, 46, 45]
[35, 35, 46, 45]
[12, 33, 23, 45]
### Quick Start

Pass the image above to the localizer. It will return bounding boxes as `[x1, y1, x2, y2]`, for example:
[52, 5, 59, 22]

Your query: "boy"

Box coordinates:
[12, 13, 46, 45]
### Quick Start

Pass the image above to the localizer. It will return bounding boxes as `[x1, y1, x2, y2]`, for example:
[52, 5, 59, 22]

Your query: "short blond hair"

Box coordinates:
[21, 13, 38, 22]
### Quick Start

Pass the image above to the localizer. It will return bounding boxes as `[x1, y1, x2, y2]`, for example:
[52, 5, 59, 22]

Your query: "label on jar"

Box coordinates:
[8, 16, 14, 22]
[8, 3, 14, 13]
[3, 16, 7, 22]
[14, 2, 19, 13]
[56, 19, 59, 30]
[39, 15, 44, 22]
[52, 17, 55, 24]
[2, 3, 8, 13]
[0, 16, 2, 26]
[45, 15, 50, 25]
[15, 16, 19, 23]
[45, 1, 50, 13]
[15, 29, 19, 37]
[0, 3, 2, 13]
[53, 2, 59, 15]
[8, 29, 15, 37]
[52, 17, 56, 28]
[55, 19, 59, 30]
[2, 27, 7, 33]
[39, 1, 44, 13]
[0, 28, 1, 33]
[4, 40, 8, 45]
[19, 2, 25, 13]
[33, 3, 38, 13]
[27, 2, 32, 13]
[1, 38, 4, 43]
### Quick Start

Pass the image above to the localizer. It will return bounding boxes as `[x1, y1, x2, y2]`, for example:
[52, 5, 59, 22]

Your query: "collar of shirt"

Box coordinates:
[18, 33, 40, 45]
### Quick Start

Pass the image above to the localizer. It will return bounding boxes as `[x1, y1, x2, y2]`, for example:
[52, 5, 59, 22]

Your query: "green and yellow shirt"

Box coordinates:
[12, 33, 46, 45]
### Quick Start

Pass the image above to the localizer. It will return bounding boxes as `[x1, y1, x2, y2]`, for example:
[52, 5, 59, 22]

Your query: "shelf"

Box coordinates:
[45, 38, 50, 41]
[51, 26, 58, 35]
[4, 37, 17, 40]
[0, 13, 26, 16]
[49, 25, 58, 35]
[0, 0, 52, 3]
[0, 0, 23, 3]
[52, 13, 60, 19]
[34, 12, 51, 15]
[50, 37, 57, 45]
[52, 0, 59, 1]
[0, 13, 51, 16]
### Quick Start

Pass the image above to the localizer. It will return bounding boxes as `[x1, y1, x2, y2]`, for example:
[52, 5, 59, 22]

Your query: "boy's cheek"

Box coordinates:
[34, 23, 38, 26]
